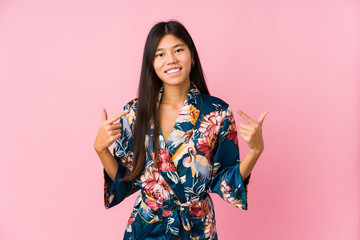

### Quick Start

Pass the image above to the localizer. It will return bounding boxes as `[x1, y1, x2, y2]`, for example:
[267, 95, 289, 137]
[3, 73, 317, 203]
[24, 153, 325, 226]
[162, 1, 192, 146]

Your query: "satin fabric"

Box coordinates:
[104, 82, 251, 239]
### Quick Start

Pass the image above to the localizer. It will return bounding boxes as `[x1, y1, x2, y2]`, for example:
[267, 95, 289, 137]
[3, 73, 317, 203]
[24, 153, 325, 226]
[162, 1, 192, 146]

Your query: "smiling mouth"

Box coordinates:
[165, 68, 182, 74]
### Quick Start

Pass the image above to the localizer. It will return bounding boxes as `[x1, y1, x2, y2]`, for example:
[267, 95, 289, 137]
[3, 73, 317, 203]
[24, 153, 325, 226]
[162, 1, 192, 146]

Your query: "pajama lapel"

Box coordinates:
[143, 82, 204, 238]
[161, 82, 202, 156]
[146, 82, 202, 204]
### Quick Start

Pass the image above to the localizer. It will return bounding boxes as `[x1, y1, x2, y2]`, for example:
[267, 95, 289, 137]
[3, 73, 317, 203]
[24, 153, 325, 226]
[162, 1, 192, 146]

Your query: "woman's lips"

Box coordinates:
[165, 68, 182, 75]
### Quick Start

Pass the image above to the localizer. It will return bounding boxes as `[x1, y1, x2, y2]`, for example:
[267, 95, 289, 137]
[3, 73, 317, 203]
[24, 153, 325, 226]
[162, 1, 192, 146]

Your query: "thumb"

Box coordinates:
[102, 108, 108, 122]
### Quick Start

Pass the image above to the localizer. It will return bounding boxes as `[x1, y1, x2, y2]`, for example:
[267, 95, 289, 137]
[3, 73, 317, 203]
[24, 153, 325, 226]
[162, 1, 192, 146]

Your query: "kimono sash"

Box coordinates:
[161, 193, 209, 239]
[140, 190, 209, 239]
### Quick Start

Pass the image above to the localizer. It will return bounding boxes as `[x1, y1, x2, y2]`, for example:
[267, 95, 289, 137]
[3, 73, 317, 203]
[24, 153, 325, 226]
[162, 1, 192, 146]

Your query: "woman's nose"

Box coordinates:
[166, 52, 178, 64]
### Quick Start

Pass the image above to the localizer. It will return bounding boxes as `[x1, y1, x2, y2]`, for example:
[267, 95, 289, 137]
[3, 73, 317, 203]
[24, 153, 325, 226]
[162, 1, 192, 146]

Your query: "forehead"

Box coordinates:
[156, 34, 187, 51]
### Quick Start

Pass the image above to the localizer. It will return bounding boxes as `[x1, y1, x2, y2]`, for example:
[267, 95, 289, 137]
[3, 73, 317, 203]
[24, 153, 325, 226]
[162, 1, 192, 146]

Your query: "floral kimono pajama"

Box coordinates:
[104, 82, 251, 240]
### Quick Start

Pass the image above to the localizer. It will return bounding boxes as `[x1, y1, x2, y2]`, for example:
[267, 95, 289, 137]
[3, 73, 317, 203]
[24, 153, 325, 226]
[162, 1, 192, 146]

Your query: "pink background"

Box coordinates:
[0, 0, 359, 239]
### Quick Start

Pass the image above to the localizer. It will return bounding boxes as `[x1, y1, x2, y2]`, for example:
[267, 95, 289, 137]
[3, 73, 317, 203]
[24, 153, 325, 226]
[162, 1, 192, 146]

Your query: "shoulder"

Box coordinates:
[200, 93, 231, 113]
[123, 98, 138, 112]
[122, 98, 138, 125]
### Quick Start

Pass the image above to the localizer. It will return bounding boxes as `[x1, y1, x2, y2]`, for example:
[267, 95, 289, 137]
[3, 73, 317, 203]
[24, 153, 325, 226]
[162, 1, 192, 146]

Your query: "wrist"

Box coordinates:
[249, 147, 263, 156]
[94, 145, 110, 155]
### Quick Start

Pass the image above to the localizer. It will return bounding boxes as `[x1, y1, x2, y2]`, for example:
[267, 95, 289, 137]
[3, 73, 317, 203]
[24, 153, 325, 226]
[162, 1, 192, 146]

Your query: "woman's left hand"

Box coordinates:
[235, 109, 268, 153]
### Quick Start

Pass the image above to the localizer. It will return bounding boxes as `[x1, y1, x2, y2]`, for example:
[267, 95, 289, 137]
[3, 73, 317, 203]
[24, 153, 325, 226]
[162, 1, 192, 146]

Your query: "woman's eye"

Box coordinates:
[175, 49, 183, 53]
[156, 53, 163, 57]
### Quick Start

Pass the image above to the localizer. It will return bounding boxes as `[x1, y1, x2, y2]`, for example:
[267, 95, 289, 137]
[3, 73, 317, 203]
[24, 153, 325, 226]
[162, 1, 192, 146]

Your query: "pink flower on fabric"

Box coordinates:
[197, 110, 223, 160]
[190, 199, 209, 218]
[226, 108, 239, 146]
[197, 134, 217, 160]
[220, 179, 242, 207]
[145, 198, 162, 211]
[104, 181, 114, 209]
[198, 111, 223, 135]
[140, 166, 171, 202]
[127, 212, 136, 225]
[227, 124, 238, 146]
[204, 209, 216, 238]
[121, 155, 134, 171]
[221, 179, 232, 192]
[157, 148, 176, 172]
[197, 135, 211, 154]
[162, 209, 171, 217]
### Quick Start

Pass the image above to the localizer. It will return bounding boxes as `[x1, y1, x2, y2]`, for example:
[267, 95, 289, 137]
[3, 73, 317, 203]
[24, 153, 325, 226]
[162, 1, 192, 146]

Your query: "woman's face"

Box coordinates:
[153, 34, 193, 87]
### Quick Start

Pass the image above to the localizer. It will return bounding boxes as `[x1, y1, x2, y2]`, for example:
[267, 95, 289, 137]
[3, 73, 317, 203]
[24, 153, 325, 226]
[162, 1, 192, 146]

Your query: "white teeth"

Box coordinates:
[166, 68, 180, 74]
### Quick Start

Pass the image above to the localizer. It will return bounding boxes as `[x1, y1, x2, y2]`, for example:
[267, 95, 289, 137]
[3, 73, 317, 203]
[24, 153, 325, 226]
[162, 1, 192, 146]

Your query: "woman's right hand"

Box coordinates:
[93, 108, 129, 154]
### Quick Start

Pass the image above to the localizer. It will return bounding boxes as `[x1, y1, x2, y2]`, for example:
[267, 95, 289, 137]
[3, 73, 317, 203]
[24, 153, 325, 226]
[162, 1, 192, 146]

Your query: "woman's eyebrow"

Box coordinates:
[156, 43, 185, 52]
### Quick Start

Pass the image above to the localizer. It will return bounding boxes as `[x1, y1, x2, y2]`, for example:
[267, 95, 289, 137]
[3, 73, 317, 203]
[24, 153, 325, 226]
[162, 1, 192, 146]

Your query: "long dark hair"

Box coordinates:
[121, 20, 209, 181]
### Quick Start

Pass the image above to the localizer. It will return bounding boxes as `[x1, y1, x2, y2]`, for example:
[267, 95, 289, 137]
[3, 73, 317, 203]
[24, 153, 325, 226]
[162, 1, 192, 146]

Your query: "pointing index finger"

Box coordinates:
[102, 108, 108, 122]
[236, 109, 257, 124]
[258, 111, 269, 125]
[108, 109, 129, 124]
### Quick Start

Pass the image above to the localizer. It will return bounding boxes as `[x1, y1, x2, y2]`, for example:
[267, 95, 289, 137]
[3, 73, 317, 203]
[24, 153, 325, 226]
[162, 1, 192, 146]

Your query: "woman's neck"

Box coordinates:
[161, 81, 191, 106]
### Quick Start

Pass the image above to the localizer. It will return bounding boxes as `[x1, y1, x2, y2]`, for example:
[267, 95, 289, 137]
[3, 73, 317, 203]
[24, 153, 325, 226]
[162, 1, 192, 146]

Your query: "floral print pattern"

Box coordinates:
[103, 82, 251, 239]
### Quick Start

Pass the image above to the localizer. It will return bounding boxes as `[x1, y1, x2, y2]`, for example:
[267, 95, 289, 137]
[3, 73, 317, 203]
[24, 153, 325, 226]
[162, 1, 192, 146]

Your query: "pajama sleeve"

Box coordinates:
[208, 105, 251, 210]
[104, 103, 140, 209]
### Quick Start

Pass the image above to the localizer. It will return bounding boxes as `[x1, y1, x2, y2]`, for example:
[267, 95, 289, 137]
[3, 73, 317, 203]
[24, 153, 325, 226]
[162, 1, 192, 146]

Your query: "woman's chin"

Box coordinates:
[160, 77, 190, 87]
